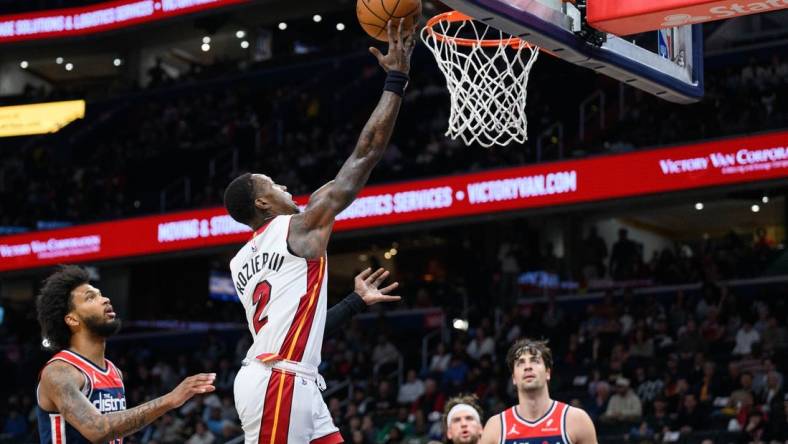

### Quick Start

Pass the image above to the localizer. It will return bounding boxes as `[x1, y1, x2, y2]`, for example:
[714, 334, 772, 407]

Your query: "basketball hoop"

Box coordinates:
[421, 11, 540, 148]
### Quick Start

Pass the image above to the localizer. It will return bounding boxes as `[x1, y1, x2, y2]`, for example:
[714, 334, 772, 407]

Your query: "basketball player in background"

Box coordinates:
[479, 339, 598, 444]
[35, 265, 215, 444]
[222, 18, 415, 444]
[443, 394, 484, 444]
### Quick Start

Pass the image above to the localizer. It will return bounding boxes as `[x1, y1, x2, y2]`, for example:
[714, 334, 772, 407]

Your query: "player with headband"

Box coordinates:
[443, 394, 484, 444]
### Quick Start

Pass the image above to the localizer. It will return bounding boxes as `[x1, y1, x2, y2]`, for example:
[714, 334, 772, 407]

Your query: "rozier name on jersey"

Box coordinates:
[235, 251, 285, 294]
[93, 392, 126, 413]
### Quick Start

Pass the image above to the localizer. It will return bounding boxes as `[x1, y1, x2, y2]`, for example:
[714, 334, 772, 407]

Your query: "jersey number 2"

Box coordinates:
[252, 280, 272, 334]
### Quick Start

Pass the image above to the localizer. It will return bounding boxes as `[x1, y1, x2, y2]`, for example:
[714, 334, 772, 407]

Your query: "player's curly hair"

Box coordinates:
[506, 338, 553, 374]
[442, 393, 484, 433]
[224, 173, 256, 226]
[36, 265, 90, 351]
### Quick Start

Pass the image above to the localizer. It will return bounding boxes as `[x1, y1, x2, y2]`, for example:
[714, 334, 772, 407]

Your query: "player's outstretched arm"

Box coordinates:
[325, 267, 400, 337]
[480, 414, 502, 444]
[40, 362, 215, 443]
[289, 20, 416, 258]
[568, 407, 598, 444]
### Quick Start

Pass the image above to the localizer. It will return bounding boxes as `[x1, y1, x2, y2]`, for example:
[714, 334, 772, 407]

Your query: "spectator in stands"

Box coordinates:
[428, 342, 451, 375]
[398, 369, 426, 405]
[374, 380, 398, 417]
[186, 421, 215, 444]
[671, 393, 705, 434]
[373, 334, 402, 368]
[742, 409, 767, 442]
[760, 316, 786, 353]
[610, 228, 639, 280]
[444, 355, 471, 391]
[635, 366, 664, 407]
[697, 360, 721, 406]
[675, 319, 705, 358]
[541, 295, 565, 334]
[757, 371, 783, 412]
[733, 320, 761, 356]
[581, 226, 608, 280]
[629, 328, 655, 360]
[728, 372, 756, 415]
[644, 396, 671, 434]
[466, 327, 495, 361]
[413, 378, 446, 422]
[602, 377, 642, 423]
[586, 381, 611, 421]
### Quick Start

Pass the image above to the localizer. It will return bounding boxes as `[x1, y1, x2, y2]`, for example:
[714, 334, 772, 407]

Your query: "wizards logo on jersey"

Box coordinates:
[93, 390, 126, 413]
[36, 350, 126, 444]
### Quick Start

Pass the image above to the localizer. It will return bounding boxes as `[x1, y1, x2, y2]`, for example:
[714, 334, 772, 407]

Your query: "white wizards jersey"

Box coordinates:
[230, 215, 327, 368]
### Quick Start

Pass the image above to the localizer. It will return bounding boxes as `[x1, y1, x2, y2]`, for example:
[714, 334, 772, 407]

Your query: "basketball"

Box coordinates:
[357, 0, 422, 42]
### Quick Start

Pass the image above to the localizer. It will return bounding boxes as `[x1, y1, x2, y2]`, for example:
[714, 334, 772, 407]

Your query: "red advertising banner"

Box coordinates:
[1, 130, 788, 272]
[587, 0, 788, 35]
[0, 0, 247, 43]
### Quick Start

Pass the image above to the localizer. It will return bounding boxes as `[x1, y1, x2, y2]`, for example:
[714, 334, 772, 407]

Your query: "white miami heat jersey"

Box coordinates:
[230, 215, 327, 368]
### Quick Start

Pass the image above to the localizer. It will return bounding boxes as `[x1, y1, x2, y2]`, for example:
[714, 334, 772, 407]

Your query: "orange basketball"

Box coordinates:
[357, 0, 422, 42]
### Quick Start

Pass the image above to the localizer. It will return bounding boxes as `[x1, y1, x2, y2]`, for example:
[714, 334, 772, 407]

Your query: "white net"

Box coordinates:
[421, 13, 539, 148]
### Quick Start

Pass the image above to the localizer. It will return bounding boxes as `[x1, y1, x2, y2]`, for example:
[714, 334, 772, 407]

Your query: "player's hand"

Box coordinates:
[165, 373, 216, 408]
[355, 267, 401, 306]
[369, 18, 417, 74]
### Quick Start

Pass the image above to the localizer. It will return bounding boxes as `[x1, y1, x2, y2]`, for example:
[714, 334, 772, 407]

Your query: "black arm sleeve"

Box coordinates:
[325, 292, 366, 338]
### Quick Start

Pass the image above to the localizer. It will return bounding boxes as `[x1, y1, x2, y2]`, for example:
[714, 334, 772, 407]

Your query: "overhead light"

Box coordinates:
[19, 60, 28, 69]
[240, 40, 250, 49]
[336, 22, 346, 31]
[113, 58, 122, 66]
[201, 43, 210, 52]
[762, 195, 769, 204]
[65, 62, 74, 71]
[751, 204, 760, 213]
[56, 57, 64, 64]
[390, 248, 397, 256]
[694, 202, 703, 210]
[202, 36, 211, 44]
[452, 318, 469, 331]
[384, 252, 392, 260]
[236, 30, 246, 39]
[313, 14, 322, 23]
[278, 22, 287, 30]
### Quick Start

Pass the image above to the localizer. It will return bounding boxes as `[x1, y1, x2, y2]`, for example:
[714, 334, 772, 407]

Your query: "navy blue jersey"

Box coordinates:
[37, 350, 125, 444]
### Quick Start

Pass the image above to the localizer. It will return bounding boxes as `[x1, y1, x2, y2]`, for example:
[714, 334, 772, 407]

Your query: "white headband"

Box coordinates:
[446, 403, 481, 428]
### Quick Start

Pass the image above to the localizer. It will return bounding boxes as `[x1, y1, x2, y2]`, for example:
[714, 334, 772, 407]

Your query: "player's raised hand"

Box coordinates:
[165, 373, 216, 408]
[369, 18, 417, 73]
[355, 267, 401, 306]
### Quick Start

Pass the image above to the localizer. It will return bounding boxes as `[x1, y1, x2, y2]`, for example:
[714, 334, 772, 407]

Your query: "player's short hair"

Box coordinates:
[442, 393, 483, 433]
[224, 173, 256, 225]
[506, 338, 553, 374]
[36, 265, 90, 351]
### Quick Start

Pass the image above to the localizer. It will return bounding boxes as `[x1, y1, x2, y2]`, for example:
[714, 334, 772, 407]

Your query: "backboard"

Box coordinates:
[437, 0, 704, 104]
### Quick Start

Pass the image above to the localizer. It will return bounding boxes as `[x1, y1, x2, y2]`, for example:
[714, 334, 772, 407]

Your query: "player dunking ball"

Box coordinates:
[222, 19, 415, 444]
[35, 265, 216, 444]
[480, 339, 598, 444]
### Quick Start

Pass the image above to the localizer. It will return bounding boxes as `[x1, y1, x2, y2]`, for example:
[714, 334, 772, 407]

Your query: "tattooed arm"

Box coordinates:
[288, 20, 416, 259]
[39, 361, 215, 443]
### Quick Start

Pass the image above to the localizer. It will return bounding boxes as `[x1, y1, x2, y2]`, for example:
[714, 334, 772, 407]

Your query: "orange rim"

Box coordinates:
[424, 11, 531, 49]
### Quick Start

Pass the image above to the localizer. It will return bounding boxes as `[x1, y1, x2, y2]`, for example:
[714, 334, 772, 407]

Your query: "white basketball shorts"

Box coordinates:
[234, 359, 343, 444]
